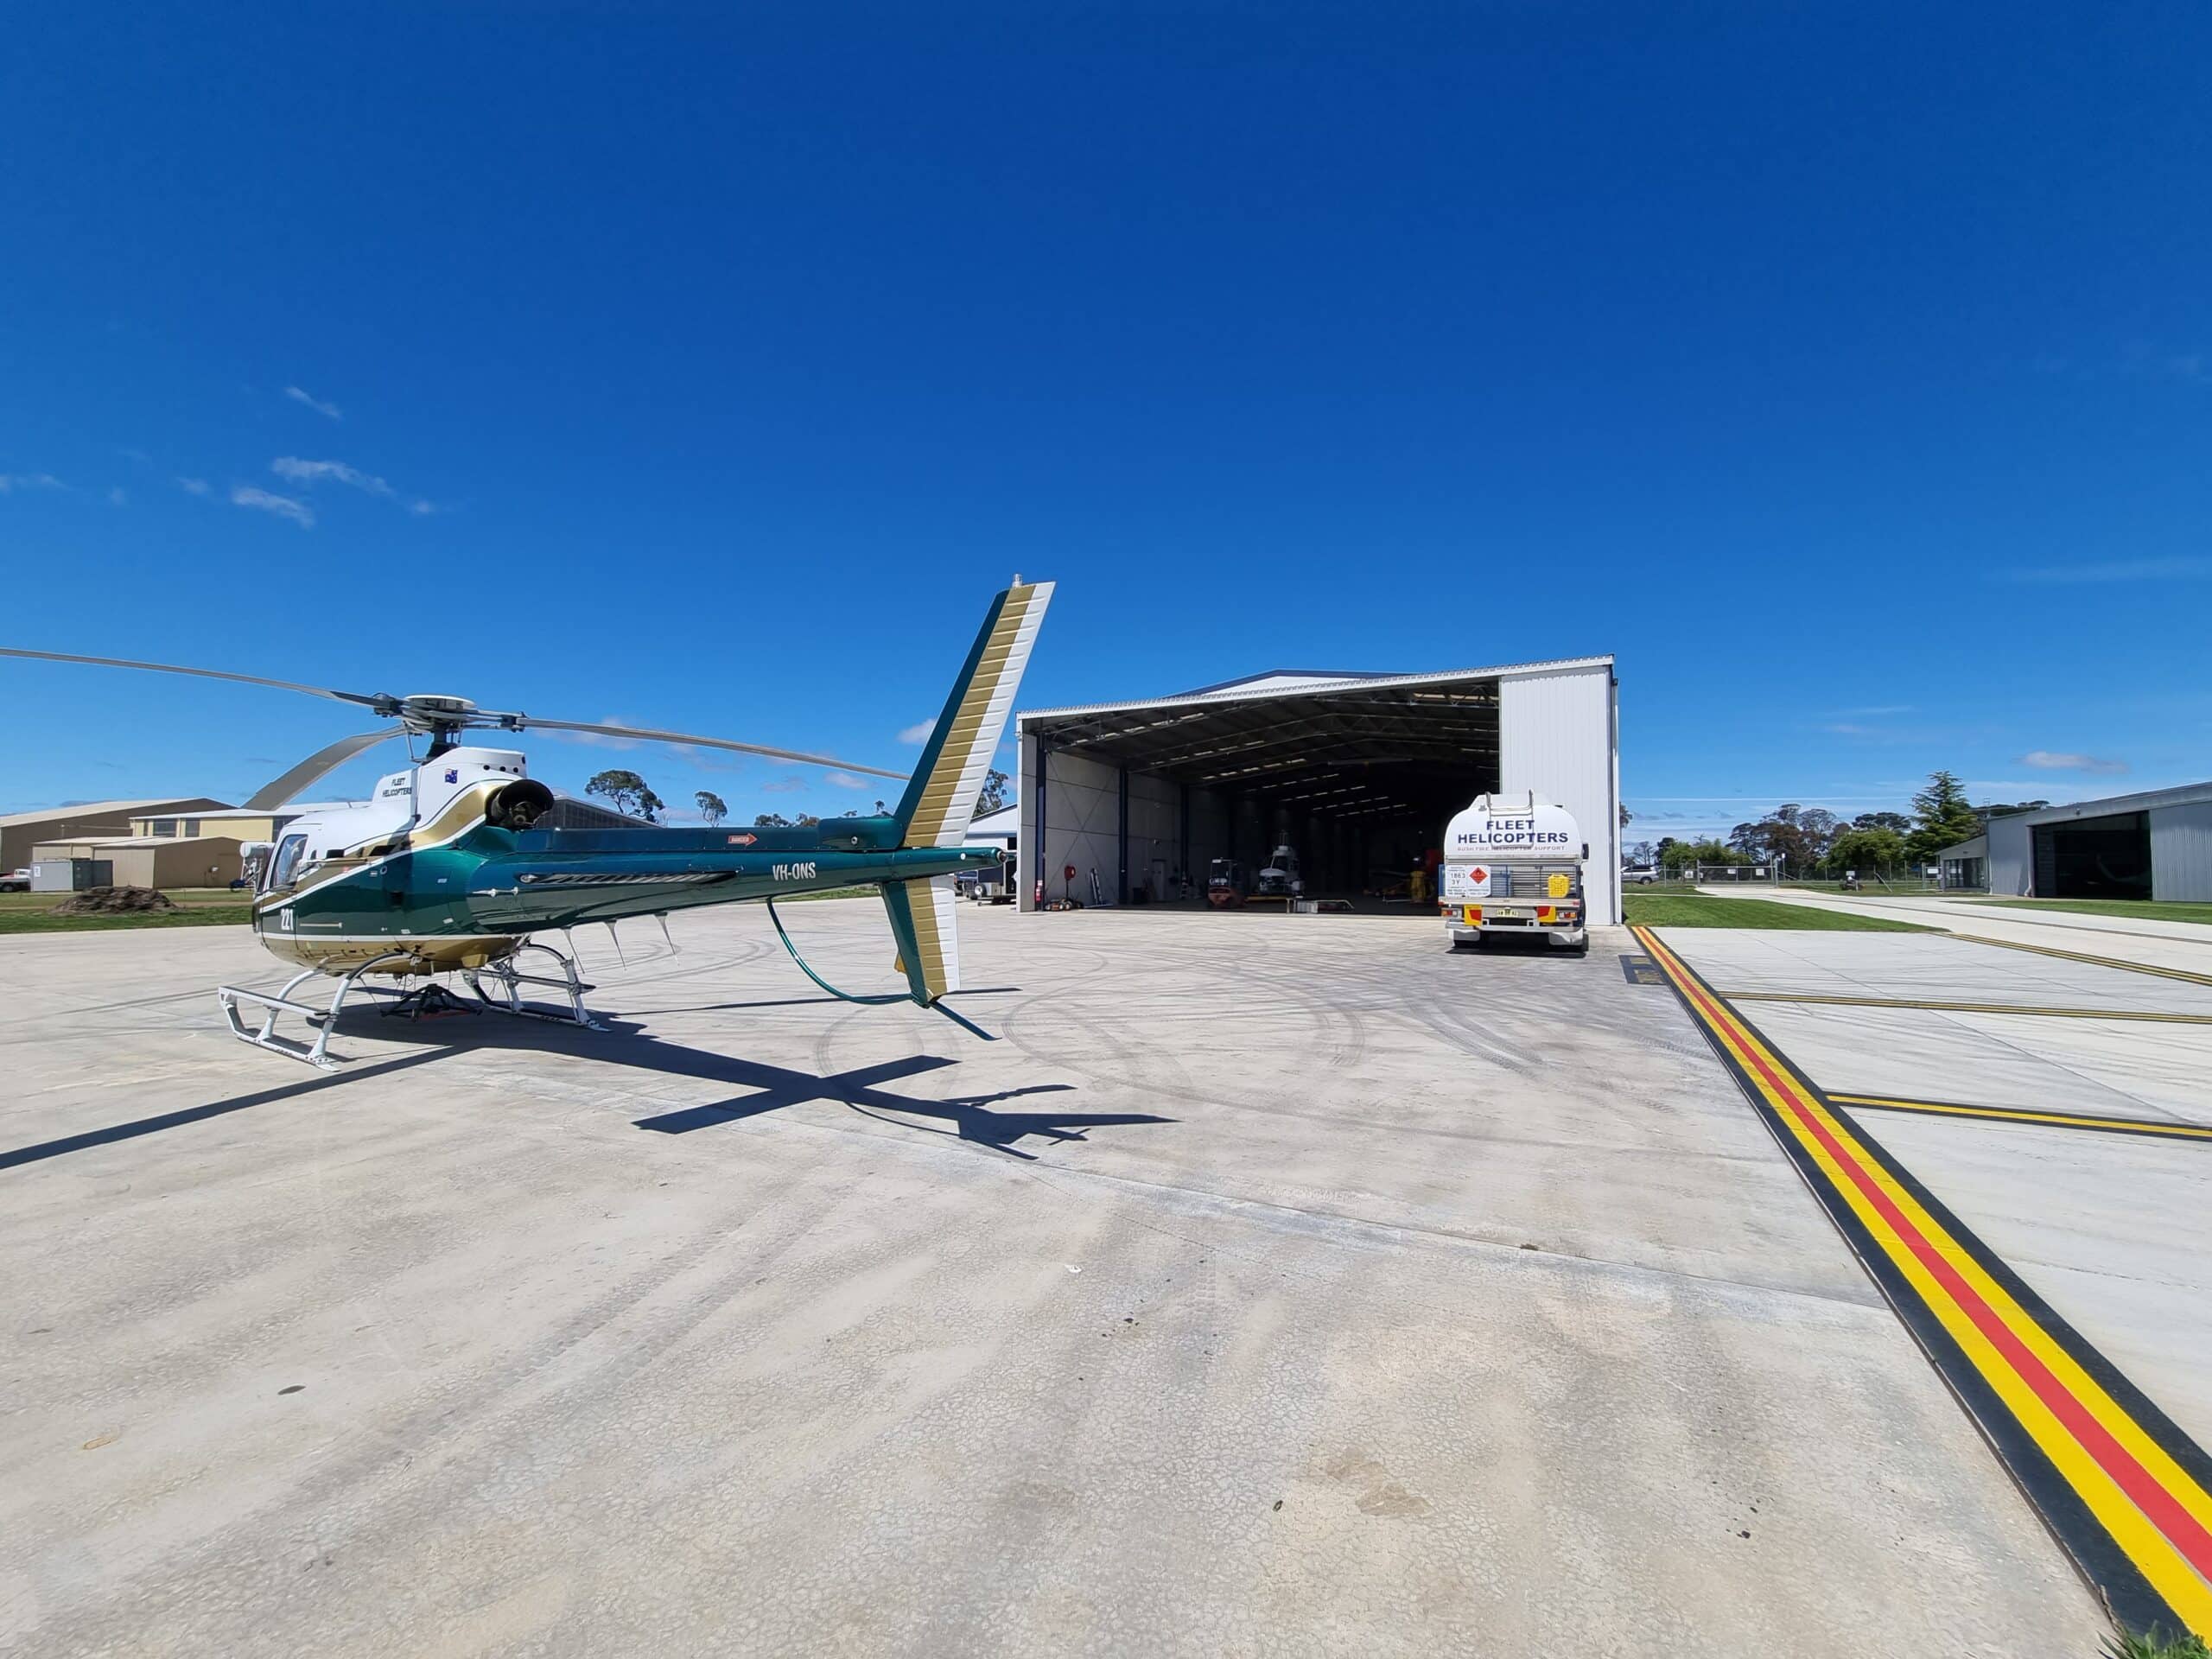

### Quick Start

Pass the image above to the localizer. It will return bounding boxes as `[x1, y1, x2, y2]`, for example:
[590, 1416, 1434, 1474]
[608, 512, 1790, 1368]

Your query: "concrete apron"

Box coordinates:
[0, 905, 2105, 1656]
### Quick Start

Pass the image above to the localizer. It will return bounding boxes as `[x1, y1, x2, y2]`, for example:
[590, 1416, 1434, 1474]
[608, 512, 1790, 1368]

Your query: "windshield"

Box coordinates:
[268, 834, 308, 891]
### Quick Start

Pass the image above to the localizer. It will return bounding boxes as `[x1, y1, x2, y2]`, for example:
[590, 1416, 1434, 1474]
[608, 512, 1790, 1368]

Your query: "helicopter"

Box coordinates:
[1, 578, 1053, 1067]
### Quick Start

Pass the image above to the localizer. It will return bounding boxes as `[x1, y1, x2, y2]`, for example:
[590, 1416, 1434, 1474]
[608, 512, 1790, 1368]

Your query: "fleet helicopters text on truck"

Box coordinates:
[1, 578, 1053, 1067]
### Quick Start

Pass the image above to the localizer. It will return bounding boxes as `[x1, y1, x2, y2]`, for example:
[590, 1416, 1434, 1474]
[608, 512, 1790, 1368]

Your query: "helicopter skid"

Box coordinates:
[216, 951, 422, 1070]
[461, 940, 604, 1032]
[217, 939, 601, 1069]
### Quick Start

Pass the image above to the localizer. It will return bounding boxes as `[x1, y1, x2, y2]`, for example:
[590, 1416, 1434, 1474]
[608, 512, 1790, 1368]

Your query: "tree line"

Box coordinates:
[579, 766, 1010, 830]
[1626, 772, 2048, 879]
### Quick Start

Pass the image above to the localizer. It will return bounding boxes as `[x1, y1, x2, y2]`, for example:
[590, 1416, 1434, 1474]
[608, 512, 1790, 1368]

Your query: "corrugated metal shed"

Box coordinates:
[1017, 656, 1619, 924]
[2149, 798, 2212, 902]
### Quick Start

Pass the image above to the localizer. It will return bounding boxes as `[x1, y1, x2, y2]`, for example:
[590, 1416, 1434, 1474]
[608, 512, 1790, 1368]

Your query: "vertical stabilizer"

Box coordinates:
[893, 580, 1054, 848]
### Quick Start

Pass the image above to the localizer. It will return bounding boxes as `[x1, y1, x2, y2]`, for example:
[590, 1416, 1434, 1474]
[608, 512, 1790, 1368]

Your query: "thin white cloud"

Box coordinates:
[1834, 705, 1912, 717]
[760, 775, 806, 794]
[1822, 722, 1872, 736]
[284, 385, 342, 421]
[409, 499, 437, 516]
[231, 486, 315, 529]
[667, 741, 743, 774]
[898, 719, 936, 745]
[825, 771, 870, 790]
[107, 486, 127, 507]
[543, 717, 640, 751]
[272, 456, 393, 497]
[2021, 751, 2128, 775]
[2005, 556, 2212, 584]
[175, 476, 211, 496]
[0, 473, 64, 493]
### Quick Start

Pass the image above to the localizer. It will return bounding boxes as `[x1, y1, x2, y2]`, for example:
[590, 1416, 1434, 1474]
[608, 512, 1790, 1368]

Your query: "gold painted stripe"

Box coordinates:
[1952, 932, 2212, 990]
[1827, 1093, 2212, 1141]
[1718, 990, 2212, 1025]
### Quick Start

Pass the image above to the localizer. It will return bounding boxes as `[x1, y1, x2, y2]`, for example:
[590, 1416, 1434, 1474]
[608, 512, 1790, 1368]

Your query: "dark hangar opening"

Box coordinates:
[1020, 671, 1502, 904]
[2033, 811, 2153, 900]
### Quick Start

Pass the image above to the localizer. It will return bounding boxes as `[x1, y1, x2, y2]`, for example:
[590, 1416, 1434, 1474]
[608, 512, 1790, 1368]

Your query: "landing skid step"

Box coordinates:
[215, 939, 601, 1069]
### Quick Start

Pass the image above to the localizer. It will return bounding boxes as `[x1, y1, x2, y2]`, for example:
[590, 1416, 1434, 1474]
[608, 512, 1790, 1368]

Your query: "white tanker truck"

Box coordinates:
[1440, 791, 1589, 954]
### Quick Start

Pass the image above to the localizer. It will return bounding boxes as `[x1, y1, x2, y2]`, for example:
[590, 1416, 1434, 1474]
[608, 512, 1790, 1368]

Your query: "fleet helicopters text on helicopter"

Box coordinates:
[1, 578, 1053, 1067]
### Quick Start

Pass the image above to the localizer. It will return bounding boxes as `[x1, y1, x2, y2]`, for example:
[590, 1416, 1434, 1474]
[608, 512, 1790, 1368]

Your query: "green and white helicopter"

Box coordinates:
[2, 579, 1052, 1067]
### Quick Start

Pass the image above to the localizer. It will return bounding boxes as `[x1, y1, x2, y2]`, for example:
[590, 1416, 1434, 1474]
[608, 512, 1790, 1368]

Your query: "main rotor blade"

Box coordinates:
[245, 731, 400, 811]
[520, 717, 907, 780]
[0, 647, 386, 709]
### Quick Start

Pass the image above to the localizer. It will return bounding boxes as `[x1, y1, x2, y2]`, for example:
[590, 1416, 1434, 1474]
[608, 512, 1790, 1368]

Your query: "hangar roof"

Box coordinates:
[33, 834, 245, 851]
[0, 797, 230, 829]
[2013, 779, 2212, 825]
[1020, 655, 1612, 723]
[1019, 655, 1612, 823]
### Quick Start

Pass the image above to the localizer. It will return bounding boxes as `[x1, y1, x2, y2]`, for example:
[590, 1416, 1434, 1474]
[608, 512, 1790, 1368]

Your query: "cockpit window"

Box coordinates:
[269, 834, 308, 891]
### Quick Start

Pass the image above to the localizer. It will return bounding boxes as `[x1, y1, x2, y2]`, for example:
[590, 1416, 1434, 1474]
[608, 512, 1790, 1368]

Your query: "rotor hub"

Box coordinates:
[396, 693, 481, 733]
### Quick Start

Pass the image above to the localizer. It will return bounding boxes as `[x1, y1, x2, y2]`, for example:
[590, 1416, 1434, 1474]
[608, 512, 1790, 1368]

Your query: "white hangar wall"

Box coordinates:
[1019, 748, 1184, 906]
[1498, 663, 1622, 927]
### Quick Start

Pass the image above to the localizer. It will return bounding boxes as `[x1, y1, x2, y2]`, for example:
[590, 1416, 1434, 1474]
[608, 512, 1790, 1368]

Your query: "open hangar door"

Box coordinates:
[2032, 810, 2153, 900]
[1015, 658, 1619, 925]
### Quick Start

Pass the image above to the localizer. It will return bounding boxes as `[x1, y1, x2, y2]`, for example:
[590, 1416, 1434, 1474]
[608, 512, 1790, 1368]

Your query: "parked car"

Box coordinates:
[1622, 867, 1660, 885]
[0, 868, 30, 893]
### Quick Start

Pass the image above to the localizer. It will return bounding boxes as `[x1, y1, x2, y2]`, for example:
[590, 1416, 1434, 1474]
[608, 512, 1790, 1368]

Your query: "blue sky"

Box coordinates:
[3, 3, 2207, 841]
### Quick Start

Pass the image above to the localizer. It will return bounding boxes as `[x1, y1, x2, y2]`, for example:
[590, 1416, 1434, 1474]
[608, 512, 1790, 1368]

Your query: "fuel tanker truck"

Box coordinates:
[1439, 791, 1589, 954]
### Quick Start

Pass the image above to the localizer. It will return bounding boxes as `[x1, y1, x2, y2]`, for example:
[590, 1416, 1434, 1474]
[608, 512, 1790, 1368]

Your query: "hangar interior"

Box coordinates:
[2034, 810, 2152, 900]
[1017, 658, 1621, 925]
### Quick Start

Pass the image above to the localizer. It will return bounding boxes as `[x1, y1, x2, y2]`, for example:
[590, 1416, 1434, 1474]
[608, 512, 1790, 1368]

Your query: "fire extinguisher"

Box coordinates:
[1033, 877, 1045, 906]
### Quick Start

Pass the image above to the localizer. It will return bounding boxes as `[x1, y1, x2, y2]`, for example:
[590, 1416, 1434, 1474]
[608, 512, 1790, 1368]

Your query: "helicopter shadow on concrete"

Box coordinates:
[620, 987, 1024, 1018]
[354, 1004, 1174, 1162]
[0, 1050, 454, 1173]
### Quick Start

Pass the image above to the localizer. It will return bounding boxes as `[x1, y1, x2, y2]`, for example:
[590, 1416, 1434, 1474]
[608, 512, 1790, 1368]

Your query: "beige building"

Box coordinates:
[0, 798, 228, 874]
[30, 835, 249, 891]
[130, 805, 320, 844]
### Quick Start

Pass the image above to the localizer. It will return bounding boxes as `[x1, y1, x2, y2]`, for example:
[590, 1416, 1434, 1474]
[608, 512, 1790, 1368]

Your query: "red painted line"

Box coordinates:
[1659, 942, 2212, 1580]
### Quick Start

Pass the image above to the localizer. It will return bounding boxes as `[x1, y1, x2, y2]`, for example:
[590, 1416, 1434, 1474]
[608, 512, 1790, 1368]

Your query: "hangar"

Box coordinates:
[1015, 655, 1621, 925]
[1947, 779, 2212, 901]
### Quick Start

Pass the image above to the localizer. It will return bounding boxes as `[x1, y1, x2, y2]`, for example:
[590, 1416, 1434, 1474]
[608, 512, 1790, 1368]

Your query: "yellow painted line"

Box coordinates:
[1828, 1093, 2212, 1143]
[1636, 925, 2212, 1636]
[1716, 990, 2212, 1025]
[1951, 932, 2212, 991]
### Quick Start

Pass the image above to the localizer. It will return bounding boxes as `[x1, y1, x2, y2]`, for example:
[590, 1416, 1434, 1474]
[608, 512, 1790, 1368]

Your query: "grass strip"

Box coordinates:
[1624, 893, 1935, 931]
[0, 906, 255, 934]
[1973, 899, 2212, 927]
